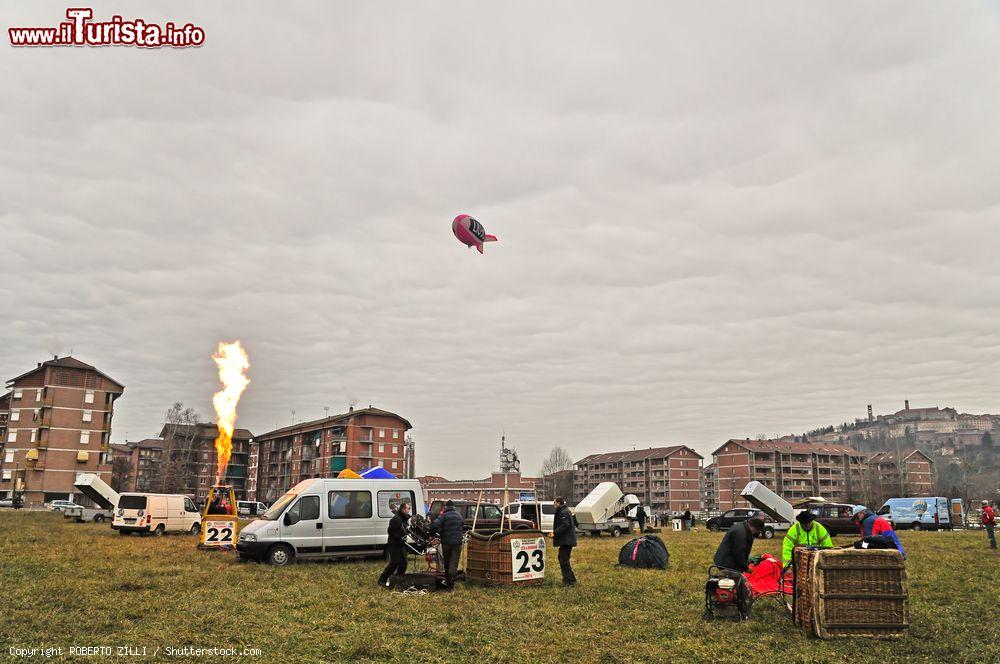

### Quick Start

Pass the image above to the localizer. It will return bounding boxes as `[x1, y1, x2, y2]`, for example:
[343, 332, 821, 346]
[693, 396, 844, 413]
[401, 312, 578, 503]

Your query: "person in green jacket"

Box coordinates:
[782, 510, 833, 564]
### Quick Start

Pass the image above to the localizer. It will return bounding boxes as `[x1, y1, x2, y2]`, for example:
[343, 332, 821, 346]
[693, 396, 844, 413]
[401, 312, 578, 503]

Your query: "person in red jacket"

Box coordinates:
[981, 500, 996, 550]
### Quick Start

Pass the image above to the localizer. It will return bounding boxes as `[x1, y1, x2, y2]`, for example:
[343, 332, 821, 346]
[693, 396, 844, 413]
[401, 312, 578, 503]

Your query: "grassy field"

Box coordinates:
[1, 511, 998, 663]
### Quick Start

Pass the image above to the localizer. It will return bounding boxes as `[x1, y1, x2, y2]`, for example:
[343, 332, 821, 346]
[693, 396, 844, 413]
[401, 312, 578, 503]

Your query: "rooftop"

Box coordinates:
[253, 406, 412, 440]
[7, 355, 124, 391]
[575, 445, 703, 466]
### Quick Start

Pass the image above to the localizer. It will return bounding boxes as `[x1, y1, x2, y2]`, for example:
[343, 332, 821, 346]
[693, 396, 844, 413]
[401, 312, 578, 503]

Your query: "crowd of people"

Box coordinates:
[376, 497, 999, 591]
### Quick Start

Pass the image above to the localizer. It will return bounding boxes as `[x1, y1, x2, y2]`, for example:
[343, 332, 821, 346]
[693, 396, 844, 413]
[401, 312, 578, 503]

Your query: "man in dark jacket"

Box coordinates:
[713, 516, 763, 572]
[378, 502, 411, 588]
[552, 496, 577, 586]
[432, 500, 465, 588]
[636, 505, 647, 533]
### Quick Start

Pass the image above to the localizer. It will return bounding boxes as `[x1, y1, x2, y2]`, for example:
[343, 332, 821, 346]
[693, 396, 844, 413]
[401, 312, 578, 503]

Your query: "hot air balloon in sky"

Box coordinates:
[452, 214, 498, 254]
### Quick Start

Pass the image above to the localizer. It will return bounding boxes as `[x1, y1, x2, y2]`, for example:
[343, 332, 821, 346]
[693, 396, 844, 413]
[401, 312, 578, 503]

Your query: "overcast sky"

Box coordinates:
[3, 1, 1000, 478]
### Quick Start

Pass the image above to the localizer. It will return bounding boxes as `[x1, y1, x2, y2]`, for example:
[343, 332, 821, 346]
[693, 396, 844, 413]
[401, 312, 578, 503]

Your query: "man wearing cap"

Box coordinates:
[852, 505, 906, 559]
[981, 500, 996, 549]
[782, 510, 833, 565]
[714, 516, 764, 573]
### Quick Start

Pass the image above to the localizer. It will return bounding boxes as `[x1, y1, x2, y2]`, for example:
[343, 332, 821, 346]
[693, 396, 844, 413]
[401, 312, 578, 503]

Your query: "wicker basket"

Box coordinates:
[793, 547, 908, 639]
[465, 530, 546, 586]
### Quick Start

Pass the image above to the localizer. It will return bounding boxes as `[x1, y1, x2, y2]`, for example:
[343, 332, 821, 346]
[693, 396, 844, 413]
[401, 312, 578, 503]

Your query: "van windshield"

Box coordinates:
[118, 495, 147, 510]
[260, 492, 297, 520]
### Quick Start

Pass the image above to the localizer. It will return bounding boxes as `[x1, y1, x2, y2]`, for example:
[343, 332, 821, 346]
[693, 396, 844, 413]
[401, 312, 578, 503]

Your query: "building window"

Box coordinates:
[12, 390, 22, 400]
[84, 390, 95, 404]
[9, 410, 18, 422]
[379, 429, 385, 438]
[378, 444, 385, 453]
[7, 430, 16, 443]
[35, 389, 41, 401]
[4, 452, 12, 463]
[1, 470, 10, 481]
[29, 430, 36, 443]
[82, 410, 93, 423]
[393, 429, 399, 439]
[392, 445, 398, 454]
[80, 431, 89, 445]
[199, 478, 206, 486]
[391, 460, 398, 470]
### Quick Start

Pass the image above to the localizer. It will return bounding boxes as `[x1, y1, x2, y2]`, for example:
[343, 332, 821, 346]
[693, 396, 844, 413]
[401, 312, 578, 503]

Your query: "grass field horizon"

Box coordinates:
[1, 511, 998, 663]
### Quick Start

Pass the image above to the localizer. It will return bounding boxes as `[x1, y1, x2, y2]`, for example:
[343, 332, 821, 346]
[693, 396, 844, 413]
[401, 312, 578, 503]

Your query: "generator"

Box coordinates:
[704, 566, 752, 621]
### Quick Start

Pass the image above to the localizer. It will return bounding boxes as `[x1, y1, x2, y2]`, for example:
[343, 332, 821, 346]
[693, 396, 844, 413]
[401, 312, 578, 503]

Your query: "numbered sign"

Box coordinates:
[201, 519, 236, 547]
[510, 537, 545, 581]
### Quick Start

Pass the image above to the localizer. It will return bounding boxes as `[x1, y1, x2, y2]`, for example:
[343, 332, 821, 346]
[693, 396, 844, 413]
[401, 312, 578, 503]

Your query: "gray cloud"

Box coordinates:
[2, 1, 1000, 476]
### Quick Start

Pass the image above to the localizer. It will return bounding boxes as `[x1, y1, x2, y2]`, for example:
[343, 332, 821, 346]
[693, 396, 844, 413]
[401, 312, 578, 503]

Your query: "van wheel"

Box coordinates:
[762, 527, 774, 539]
[118, 530, 130, 536]
[153, 524, 165, 537]
[268, 544, 294, 567]
[190, 523, 201, 535]
[911, 523, 921, 532]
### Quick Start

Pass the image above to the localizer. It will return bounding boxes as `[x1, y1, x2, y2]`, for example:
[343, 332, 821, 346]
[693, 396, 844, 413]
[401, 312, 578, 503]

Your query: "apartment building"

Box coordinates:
[865, 449, 934, 502]
[250, 406, 412, 503]
[0, 392, 10, 447]
[702, 463, 718, 512]
[573, 446, 703, 514]
[418, 472, 540, 505]
[109, 438, 168, 493]
[713, 439, 864, 511]
[158, 423, 253, 503]
[0, 357, 124, 506]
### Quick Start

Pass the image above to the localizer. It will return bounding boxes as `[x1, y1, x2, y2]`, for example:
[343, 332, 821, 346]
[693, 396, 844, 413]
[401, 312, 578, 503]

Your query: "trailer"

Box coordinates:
[738, 481, 793, 535]
[573, 482, 639, 537]
[65, 473, 119, 523]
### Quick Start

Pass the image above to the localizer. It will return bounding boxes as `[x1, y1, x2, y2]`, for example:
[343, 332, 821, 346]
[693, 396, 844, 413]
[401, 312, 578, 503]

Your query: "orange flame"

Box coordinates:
[212, 340, 250, 485]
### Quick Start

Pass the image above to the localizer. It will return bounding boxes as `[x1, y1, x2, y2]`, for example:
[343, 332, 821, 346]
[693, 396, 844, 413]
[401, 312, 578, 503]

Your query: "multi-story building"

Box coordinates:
[538, 469, 574, 501]
[713, 439, 863, 511]
[0, 357, 124, 506]
[702, 463, 718, 512]
[866, 449, 934, 501]
[573, 446, 703, 515]
[251, 406, 412, 504]
[110, 438, 169, 493]
[418, 472, 540, 505]
[0, 391, 10, 447]
[158, 423, 253, 504]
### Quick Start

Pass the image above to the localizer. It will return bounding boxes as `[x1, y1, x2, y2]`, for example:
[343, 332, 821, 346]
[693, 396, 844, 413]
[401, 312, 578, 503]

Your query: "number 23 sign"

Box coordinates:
[510, 537, 545, 581]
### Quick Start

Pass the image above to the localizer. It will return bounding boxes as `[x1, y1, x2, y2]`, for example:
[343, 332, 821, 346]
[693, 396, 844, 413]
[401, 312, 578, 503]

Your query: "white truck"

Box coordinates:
[573, 482, 640, 537]
[64, 473, 119, 523]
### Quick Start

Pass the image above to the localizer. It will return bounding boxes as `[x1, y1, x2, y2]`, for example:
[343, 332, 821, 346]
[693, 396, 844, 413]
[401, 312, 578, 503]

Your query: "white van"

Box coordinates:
[236, 478, 424, 566]
[112, 493, 201, 536]
[504, 501, 556, 533]
[237, 501, 268, 518]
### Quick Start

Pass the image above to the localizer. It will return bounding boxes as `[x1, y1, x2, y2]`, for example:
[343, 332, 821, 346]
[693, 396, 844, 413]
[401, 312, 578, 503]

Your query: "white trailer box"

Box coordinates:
[73, 473, 119, 510]
[740, 481, 796, 525]
[573, 482, 624, 529]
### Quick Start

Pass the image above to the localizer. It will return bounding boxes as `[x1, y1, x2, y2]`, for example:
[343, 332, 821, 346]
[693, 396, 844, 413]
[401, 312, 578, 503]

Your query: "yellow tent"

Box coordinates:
[336, 468, 363, 479]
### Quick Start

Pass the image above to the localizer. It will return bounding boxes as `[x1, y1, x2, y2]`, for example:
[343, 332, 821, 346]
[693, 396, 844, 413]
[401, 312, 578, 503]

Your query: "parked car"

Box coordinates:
[503, 501, 556, 533]
[427, 500, 535, 533]
[112, 493, 201, 536]
[236, 478, 424, 565]
[46, 499, 77, 512]
[705, 508, 782, 539]
[0, 496, 24, 509]
[800, 501, 857, 536]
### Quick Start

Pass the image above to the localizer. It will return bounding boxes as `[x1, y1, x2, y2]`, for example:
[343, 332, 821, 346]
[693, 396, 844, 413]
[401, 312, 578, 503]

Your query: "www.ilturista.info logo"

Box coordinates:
[8, 8, 205, 48]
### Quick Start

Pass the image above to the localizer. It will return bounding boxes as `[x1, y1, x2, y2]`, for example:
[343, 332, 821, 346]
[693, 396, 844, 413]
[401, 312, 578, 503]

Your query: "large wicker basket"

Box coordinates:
[466, 530, 546, 586]
[793, 547, 908, 639]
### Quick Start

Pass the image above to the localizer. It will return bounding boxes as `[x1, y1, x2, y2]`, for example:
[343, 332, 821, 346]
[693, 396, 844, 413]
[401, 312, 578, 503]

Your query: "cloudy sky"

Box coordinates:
[3, 2, 1000, 478]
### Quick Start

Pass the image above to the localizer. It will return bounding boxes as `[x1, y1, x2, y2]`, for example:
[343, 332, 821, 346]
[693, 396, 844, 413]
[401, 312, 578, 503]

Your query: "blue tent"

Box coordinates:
[361, 467, 396, 480]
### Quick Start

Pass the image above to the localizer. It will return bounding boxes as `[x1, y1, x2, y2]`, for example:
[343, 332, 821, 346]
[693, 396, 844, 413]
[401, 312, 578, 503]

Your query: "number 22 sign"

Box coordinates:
[201, 519, 236, 547]
[510, 537, 545, 581]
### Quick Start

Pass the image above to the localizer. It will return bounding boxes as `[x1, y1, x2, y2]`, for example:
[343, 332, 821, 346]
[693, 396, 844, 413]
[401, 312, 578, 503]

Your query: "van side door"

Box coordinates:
[279, 494, 323, 557]
[324, 489, 376, 555]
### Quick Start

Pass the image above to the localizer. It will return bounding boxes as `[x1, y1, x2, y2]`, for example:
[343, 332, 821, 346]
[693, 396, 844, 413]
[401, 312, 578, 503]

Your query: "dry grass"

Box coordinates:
[1, 511, 998, 663]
